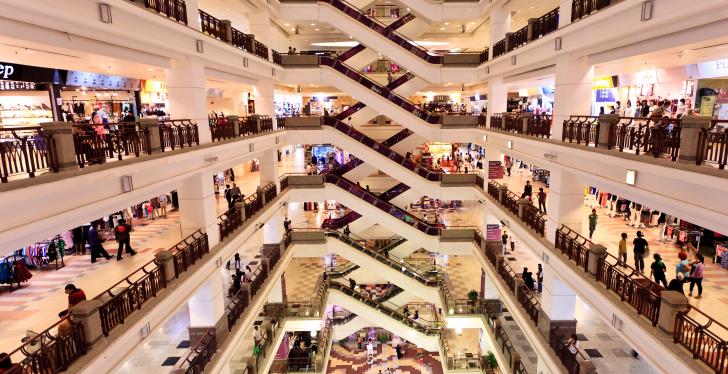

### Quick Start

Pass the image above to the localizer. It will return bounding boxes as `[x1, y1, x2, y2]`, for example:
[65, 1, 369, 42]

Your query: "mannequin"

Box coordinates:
[630, 203, 643, 228]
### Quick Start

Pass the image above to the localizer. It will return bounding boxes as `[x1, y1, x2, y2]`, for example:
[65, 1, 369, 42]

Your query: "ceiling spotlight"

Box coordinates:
[314, 28, 319, 31]
[440, 27, 445, 30]
[310, 23, 316, 26]
[444, 22, 450, 25]
[284, 23, 290, 26]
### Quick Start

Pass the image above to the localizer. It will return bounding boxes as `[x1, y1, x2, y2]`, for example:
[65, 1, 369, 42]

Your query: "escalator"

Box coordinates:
[325, 279, 441, 351]
[279, 0, 486, 81]
[321, 182, 410, 229]
[337, 13, 418, 70]
[284, 56, 485, 139]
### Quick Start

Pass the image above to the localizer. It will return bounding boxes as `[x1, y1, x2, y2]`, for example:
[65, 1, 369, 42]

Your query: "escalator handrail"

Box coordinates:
[322, 116, 442, 180]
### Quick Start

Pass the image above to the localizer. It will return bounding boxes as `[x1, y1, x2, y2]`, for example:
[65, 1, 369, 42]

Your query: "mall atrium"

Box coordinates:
[0, 0, 727, 373]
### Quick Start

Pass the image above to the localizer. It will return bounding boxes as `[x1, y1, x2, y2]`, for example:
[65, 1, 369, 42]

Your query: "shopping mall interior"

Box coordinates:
[1, 0, 728, 373]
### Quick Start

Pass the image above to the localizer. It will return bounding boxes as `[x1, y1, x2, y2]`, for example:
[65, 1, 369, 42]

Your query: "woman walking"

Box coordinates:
[689, 254, 705, 299]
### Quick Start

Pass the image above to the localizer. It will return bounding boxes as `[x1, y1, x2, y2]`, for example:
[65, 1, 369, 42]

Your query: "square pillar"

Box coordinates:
[545, 168, 584, 244]
[679, 116, 712, 162]
[552, 54, 594, 140]
[139, 118, 161, 153]
[188, 275, 227, 345]
[166, 58, 211, 144]
[263, 210, 283, 244]
[597, 114, 619, 148]
[253, 79, 275, 118]
[259, 148, 280, 186]
[69, 300, 104, 346]
[559, 0, 574, 28]
[481, 269, 499, 300]
[179, 172, 220, 247]
[267, 274, 285, 303]
[657, 291, 690, 335]
[489, 6, 511, 59]
[185, 0, 200, 30]
[487, 78, 508, 127]
[39, 123, 77, 171]
[538, 265, 577, 338]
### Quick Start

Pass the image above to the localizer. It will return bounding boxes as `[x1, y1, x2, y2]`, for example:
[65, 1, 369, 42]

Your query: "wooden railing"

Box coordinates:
[554, 225, 590, 273]
[561, 115, 599, 145]
[171, 230, 209, 277]
[674, 307, 728, 374]
[0, 126, 58, 183]
[696, 121, 727, 170]
[253, 40, 270, 60]
[518, 284, 540, 325]
[492, 39, 506, 58]
[178, 331, 217, 374]
[72, 124, 152, 167]
[571, 0, 613, 22]
[549, 327, 581, 374]
[487, 180, 546, 237]
[272, 50, 282, 65]
[4, 317, 86, 373]
[159, 119, 199, 151]
[532, 7, 560, 39]
[218, 181, 277, 240]
[508, 25, 529, 52]
[231, 28, 253, 51]
[199, 10, 227, 41]
[138, 0, 188, 24]
[95, 259, 167, 336]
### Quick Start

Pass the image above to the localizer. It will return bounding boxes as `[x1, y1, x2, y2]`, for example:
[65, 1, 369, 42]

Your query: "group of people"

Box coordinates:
[73, 217, 137, 264]
[224, 183, 244, 210]
[521, 265, 544, 292]
[227, 253, 254, 297]
[601, 98, 692, 118]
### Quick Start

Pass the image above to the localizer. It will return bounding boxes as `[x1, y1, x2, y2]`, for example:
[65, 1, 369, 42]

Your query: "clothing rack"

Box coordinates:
[23, 235, 66, 271]
[0, 254, 32, 292]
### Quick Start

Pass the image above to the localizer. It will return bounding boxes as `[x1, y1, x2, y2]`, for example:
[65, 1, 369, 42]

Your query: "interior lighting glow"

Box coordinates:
[408, 41, 449, 47]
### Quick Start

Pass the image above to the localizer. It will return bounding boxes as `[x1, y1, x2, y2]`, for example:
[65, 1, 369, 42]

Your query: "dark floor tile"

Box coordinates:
[584, 349, 602, 358]
[504, 316, 514, 321]
[161, 357, 181, 366]
[176, 340, 190, 349]
[576, 333, 589, 341]
[507, 257, 518, 261]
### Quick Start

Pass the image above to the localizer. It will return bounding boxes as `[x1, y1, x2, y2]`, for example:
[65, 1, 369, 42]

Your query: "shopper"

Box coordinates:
[632, 231, 648, 273]
[87, 224, 112, 263]
[522, 267, 535, 290]
[72, 225, 87, 256]
[588, 209, 598, 239]
[114, 218, 137, 260]
[57, 310, 73, 337]
[232, 183, 242, 199]
[224, 184, 232, 206]
[234, 253, 241, 271]
[159, 194, 168, 218]
[65, 284, 86, 309]
[689, 254, 705, 299]
[509, 234, 516, 251]
[649, 254, 668, 287]
[667, 273, 686, 294]
[254, 326, 263, 346]
[501, 230, 509, 254]
[566, 333, 580, 355]
[283, 216, 291, 232]
[618, 233, 628, 267]
[523, 180, 533, 198]
[343, 225, 351, 237]
[537, 188, 547, 213]
[676, 251, 691, 279]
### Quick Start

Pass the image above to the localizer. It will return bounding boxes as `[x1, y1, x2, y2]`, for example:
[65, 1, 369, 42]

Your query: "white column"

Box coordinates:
[249, 10, 272, 46]
[259, 148, 280, 185]
[188, 275, 226, 328]
[558, 0, 573, 28]
[540, 265, 576, 322]
[267, 273, 284, 303]
[536, 356, 554, 374]
[230, 90, 246, 116]
[486, 77, 507, 127]
[552, 54, 594, 139]
[481, 204, 499, 234]
[263, 212, 283, 244]
[483, 145, 502, 184]
[179, 172, 221, 247]
[489, 5, 511, 46]
[253, 79, 275, 117]
[166, 58, 211, 144]
[185, 0, 200, 30]
[544, 167, 583, 244]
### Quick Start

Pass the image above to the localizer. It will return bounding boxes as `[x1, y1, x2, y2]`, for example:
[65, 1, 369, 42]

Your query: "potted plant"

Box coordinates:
[467, 290, 479, 305]
[485, 351, 498, 373]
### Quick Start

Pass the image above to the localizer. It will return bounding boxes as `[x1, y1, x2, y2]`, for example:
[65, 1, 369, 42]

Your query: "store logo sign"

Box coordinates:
[0, 64, 15, 79]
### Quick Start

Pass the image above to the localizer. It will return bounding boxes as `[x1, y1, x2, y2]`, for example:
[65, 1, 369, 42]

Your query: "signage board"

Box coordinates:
[488, 161, 503, 179]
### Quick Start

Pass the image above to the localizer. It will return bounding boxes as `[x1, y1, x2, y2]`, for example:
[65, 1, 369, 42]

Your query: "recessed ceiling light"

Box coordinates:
[290, 28, 295, 31]
[529, 6, 535, 9]
[314, 28, 319, 31]
[310, 23, 316, 26]
[470, 22, 476, 25]
[440, 27, 445, 30]
[444, 22, 450, 25]
[284, 23, 290, 26]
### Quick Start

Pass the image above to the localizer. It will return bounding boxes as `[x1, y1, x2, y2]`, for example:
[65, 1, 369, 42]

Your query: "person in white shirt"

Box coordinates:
[567, 333, 579, 355]
[675, 98, 687, 118]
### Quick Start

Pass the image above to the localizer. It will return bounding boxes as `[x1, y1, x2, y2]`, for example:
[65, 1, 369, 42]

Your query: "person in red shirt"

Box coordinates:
[65, 284, 86, 309]
[537, 188, 547, 214]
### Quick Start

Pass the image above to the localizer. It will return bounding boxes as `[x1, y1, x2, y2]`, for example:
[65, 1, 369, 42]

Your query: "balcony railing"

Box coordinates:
[159, 119, 200, 151]
[696, 121, 728, 170]
[487, 180, 546, 237]
[4, 317, 86, 373]
[73, 123, 151, 167]
[0, 126, 58, 183]
[532, 7, 560, 39]
[674, 307, 728, 374]
[493, 39, 506, 58]
[507, 25, 529, 52]
[562, 115, 682, 161]
[135, 0, 188, 24]
[171, 230, 209, 277]
[178, 331, 217, 373]
[571, 0, 613, 22]
[199, 10, 227, 41]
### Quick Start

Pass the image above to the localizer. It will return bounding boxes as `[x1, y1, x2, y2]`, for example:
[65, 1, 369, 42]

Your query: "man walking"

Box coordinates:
[537, 188, 547, 214]
[633, 231, 648, 273]
[588, 209, 598, 239]
[114, 218, 137, 260]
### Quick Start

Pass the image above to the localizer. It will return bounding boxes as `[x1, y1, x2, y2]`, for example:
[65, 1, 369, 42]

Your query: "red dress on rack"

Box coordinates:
[14, 261, 32, 283]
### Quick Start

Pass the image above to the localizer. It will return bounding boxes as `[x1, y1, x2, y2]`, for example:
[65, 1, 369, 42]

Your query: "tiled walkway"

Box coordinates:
[0, 209, 185, 353]
[327, 332, 443, 374]
[499, 165, 728, 326]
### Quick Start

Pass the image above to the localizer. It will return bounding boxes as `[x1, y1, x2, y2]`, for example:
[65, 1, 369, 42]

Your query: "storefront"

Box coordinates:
[419, 142, 452, 167]
[139, 80, 169, 118]
[275, 92, 303, 116]
[694, 58, 728, 119]
[466, 94, 487, 114]
[61, 70, 140, 123]
[0, 62, 64, 129]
